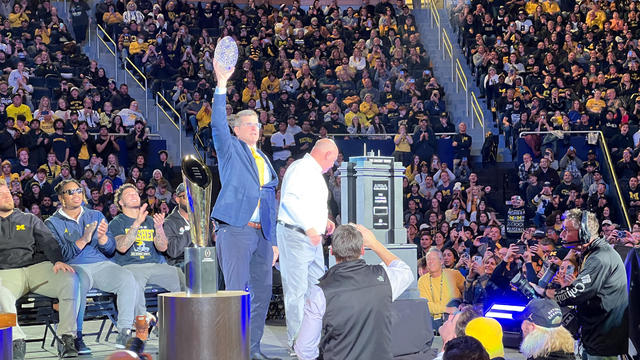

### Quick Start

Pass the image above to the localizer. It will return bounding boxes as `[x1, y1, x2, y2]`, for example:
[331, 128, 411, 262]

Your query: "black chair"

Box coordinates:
[32, 86, 51, 104]
[81, 289, 118, 342]
[30, 77, 46, 88]
[184, 79, 198, 91]
[44, 75, 61, 90]
[16, 293, 61, 349]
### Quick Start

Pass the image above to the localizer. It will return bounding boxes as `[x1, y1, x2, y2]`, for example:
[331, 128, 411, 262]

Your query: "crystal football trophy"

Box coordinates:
[214, 36, 239, 70]
[181, 154, 217, 294]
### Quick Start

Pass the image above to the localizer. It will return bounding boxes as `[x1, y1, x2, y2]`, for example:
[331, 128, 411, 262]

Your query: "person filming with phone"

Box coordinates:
[531, 209, 629, 359]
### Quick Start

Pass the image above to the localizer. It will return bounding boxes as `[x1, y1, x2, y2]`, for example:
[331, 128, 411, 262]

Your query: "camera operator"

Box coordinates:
[532, 209, 628, 358]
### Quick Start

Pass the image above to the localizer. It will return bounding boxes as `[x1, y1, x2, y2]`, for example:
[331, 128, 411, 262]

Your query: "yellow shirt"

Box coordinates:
[6, 104, 32, 123]
[344, 111, 369, 127]
[242, 88, 260, 103]
[585, 98, 606, 113]
[196, 105, 211, 129]
[40, 118, 55, 134]
[260, 77, 280, 94]
[128, 40, 148, 55]
[525, 2, 539, 15]
[8, 12, 28, 28]
[34, 28, 50, 44]
[263, 123, 276, 136]
[394, 134, 412, 152]
[418, 269, 465, 319]
[586, 9, 606, 30]
[359, 101, 379, 120]
[542, 0, 560, 14]
[38, 163, 60, 182]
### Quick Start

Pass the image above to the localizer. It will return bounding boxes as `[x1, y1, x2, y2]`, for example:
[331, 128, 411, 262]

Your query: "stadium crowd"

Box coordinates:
[0, 0, 635, 359]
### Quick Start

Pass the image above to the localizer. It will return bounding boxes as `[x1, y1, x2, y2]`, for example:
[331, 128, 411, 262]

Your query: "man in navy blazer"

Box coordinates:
[210, 59, 280, 360]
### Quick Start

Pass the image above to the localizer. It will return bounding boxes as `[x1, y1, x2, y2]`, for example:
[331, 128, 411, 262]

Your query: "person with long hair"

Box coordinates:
[33, 96, 55, 134]
[442, 247, 459, 270]
[404, 155, 421, 183]
[518, 299, 575, 360]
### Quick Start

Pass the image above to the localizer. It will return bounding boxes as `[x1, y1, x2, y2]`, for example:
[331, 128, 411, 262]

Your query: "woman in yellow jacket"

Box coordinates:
[359, 93, 379, 120]
[241, 82, 260, 104]
[9, 4, 28, 28]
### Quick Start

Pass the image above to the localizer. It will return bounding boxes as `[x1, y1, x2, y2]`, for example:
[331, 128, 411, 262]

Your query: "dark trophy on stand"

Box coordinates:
[181, 154, 217, 294]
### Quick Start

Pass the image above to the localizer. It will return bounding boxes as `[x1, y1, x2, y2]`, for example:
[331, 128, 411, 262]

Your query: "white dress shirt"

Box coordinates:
[294, 259, 414, 360]
[278, 154, 327, 234]
[270, 131, 295, 161]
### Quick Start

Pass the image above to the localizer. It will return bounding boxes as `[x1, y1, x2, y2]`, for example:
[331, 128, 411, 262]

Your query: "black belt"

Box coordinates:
[277, 220, 306, 236]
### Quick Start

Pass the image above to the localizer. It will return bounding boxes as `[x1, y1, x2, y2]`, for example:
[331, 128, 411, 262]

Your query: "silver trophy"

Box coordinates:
[181, 154, 217, 294]
[214, 36, 239, 70]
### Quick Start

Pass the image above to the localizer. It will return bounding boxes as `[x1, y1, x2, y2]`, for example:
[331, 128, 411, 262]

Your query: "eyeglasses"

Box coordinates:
[241, 122, 262, 129]
[63, 188, 83, 196]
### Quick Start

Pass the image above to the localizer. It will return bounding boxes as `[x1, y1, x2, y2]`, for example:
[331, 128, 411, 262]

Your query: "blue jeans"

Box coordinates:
[189, 115, 198, 133]
[276, 224, 326, 346]
[216, 224, 273, 354]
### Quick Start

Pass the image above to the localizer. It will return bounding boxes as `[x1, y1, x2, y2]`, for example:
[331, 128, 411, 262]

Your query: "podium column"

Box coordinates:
[159, 291, 250, 360]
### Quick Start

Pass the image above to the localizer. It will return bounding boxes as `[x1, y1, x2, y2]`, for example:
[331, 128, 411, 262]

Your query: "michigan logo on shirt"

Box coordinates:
[125, 227, 155, 259]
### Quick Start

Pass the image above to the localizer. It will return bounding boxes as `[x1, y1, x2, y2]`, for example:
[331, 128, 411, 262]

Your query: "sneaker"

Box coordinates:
[57, 334, 78, 358]
[12, 339, 26, 360]
[74, 336, 92, 355]
[115, 328, 132, 349]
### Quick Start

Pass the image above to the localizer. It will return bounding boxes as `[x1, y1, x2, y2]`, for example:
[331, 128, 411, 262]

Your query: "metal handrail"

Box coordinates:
[155, 92, 182, 160]
[156, 92, 181, 128]
[194, 132, 206, 162]
[62, 131, 161, 138]
[96, 24, 118, 83]
[430, 0, 440, 27]
[518, 130, 631, 229]
[456, 60, 467, 90]
[442, 30, 453, 57]
[97, 24, 116, 47]
[471, 91, 485, 136]
[425, 0, 476, 131]
[123, 57, 149, 122]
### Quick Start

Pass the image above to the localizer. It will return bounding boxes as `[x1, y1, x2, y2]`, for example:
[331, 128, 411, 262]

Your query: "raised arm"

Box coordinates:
[210, 59, 236, 160]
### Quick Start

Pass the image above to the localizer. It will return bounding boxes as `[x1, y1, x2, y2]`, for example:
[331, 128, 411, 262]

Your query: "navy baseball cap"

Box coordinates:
[516, 299, 563, 328]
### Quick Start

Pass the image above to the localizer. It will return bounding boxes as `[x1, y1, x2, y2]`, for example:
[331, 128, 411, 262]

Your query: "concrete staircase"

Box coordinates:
[82, 27, 199, 165]
[413, 8, 511, 162]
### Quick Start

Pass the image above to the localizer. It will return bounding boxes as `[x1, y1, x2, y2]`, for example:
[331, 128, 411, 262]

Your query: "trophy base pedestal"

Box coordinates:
[158, 291, 250, 360]
[184, 247, 218, 294]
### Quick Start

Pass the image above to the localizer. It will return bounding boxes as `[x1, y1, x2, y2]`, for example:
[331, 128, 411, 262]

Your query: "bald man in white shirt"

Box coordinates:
[276, 138, 338, 352]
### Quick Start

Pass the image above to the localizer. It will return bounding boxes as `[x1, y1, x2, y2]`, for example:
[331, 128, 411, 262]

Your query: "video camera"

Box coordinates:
[510, 261, 559, 300]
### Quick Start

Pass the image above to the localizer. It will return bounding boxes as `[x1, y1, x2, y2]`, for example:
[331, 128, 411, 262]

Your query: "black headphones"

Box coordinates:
[579, 210, 591, 243]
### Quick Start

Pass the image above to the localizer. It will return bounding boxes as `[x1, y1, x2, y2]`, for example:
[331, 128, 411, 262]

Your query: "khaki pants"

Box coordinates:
[0, 261, 78, 339]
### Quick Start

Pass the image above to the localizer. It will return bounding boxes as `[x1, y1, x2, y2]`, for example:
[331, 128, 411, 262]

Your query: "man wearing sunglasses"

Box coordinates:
[45, 179, 140, 352]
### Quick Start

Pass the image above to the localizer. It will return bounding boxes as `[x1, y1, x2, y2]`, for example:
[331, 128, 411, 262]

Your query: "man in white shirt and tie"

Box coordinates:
[276, 138, 339, 354]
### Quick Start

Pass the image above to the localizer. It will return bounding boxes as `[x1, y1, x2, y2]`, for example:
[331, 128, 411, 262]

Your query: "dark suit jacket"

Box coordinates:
[210, 93, 278, 244]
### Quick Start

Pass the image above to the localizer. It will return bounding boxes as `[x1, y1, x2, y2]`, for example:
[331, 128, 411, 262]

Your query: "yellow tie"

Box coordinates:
[251, 147, 265, 187]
